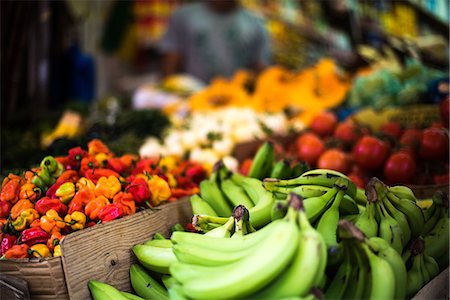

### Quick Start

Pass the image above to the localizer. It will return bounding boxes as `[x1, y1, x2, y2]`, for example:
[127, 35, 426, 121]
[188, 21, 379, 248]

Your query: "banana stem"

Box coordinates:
[338, 219, 365, 241]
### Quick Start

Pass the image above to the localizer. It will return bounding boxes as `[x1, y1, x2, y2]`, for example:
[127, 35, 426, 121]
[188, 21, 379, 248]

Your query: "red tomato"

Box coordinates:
[440, 96, 449, 126]
[295, 133, 325, 166]
[419, 128, 449, 161]
[400, 128, 422, 150]
[333, 121, 361, 144]
[352, 136, 390, 170]
[317, 149, 350, 174]
[348, 172, 366, 189]
[383, 152, 417, 184]
[310, 111, 338, 137]
[380, 121, 402, 139]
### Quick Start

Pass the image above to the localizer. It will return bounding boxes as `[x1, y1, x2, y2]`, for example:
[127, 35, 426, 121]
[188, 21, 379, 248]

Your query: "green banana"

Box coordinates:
[88, 280, 128, 300]
[324, 250, 353, 299]
[190, 194, 218, 216]
[381, 194, 412, 247]
[132, 244, 177, 274]
[421, 205, 443, 236]
[339, 195, 359, 215]
[161, 275, 178, 290]
[152, 232, 166, 240]
[290, 161, 310, 178]
[316, 188, 345, 247]
[354, 187, 368, 205]
[120, 291, 145, 300]
[424, 214, 449, 260]
[248, 141, 275, 179]
[263, 169, 357, 199]
[367, 237, 407, 300]
[354, 202, 378, 238]
[388, 191, 425, 238]
[388, 185, 417, 202]
[168, 284, 188, 300]
[129, 264, 169, 299]
[144, 239, 173, 248]
[262, 183, 328, 198]
[203, 216, 234, 238]
[174, 216, 300, 299]
[220, 178, 254, 209]
[344, 243, 368, 300]
[271, 199, 289, 221]
[256, 193, 327, 298]
[171, 220, 278, 252]
[423, 253, 440, 282]
[361, 243, 396, 300]
[377, 202, 404, 254]
[270, 159, 292, 179]
[406, 253, 425, 298]
[200, 179, 232, 217]
[303, 188, 339, 223]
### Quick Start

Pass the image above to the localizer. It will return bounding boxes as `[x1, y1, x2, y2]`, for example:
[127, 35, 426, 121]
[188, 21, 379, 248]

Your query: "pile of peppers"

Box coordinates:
[0, 139, 207, 259]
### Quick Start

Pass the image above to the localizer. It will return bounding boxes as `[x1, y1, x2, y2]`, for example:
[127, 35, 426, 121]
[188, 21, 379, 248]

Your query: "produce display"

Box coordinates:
[247, 109, 449, 187]
[139, 107, 290, 167]
[0, 139, 207, 259]
[87, 156, 448, 300]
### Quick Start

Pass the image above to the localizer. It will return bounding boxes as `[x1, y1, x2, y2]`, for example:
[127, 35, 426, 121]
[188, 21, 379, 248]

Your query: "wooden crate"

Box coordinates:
[410, 183, 450, 199]
[0, 198, 192, 300]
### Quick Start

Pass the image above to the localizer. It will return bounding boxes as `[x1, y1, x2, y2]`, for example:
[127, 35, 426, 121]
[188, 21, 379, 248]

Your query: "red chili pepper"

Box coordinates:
[98, 203, 124, 223]
[68, 188, 94, 214]
[35, 197, 68, 216]
[67, 146, 87, 169]
[1, 234, 17, 256]
[20, 227, 51, 247]
[107, 158, 127, 174]
[126, 177, 151, 205]
[45, 181, 63, 199]
[0, 177, 21, 204]
[85, 221, 97, 228]
[84, 168, 120, 184]
[0, 201, 11, 218]
[56, 170, 79, 184]
[4, 244, 29, 259]
[113, 192, 136, 216]
[79, 157, 98, 177]
[131, 159, 158, 175]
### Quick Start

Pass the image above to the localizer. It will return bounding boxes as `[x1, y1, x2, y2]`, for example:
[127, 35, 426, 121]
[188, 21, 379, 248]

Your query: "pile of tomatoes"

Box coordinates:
[291, 99, 449, 187]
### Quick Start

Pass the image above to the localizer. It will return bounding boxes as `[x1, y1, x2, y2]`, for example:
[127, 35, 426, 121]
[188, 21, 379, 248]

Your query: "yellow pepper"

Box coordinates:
[64, 211, 86, 231]
[94, 176, 121, 199]
[95, 152, 110, 166]
[11, 199, 35, 219]
[53, 245, 61, 257]
[76, 177, 95, 191]
[166, 173, 177, 188]
[147, 175, 172, 206]
[40, 209, 66, 234]
[158, 156, 178, 172]
[30, 244, 51, 258]
[55, 182, 76, 204]
[12, 208, 39, 231]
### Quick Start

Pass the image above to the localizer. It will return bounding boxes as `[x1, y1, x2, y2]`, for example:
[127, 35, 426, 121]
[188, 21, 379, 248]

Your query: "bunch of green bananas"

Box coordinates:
[353, 177, 449, 264]
[131, 194, 327, 299]
[325, 220, 406, 299]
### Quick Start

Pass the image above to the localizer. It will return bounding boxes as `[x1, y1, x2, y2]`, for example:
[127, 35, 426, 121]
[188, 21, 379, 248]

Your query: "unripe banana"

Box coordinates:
[388, 185, 417, 202]
[248, 141, 275, 179]
[161, 275, 177, 290]
[132, 244, 177, 274]
[355, 202, 378, 238]
[388, 192, 425, 238]
[376, 202, 403, 254]
[424, 215, 449, 260]
[406, 253, 425, 298]
[129, 264, 169, 299]
[270, 159, 292, 179]
[367, 237, 407, 300]
[200, 180, 232, 217]
[220, 178, 254, 209]
[88, 280, 128, 300]
[120, 291, 145, 300]
[144, 239, 173, 248]
[381, 194, 412, 246]
[316, 189, 345, 247]
[190, 194, 218, 216]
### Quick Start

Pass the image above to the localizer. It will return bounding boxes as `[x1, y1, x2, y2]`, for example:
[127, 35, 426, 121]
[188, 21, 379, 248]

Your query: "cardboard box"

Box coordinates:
[0, 198, 192, 300]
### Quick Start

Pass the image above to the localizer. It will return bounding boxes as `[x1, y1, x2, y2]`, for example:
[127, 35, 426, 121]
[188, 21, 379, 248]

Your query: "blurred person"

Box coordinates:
[159, 0, 270, 83]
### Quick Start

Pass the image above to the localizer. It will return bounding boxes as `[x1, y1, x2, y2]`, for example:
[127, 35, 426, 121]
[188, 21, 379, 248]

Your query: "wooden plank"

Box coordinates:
[412, 267, 449, 300]
[0, 257, 69, 300]
[60, 198, 192, 300]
